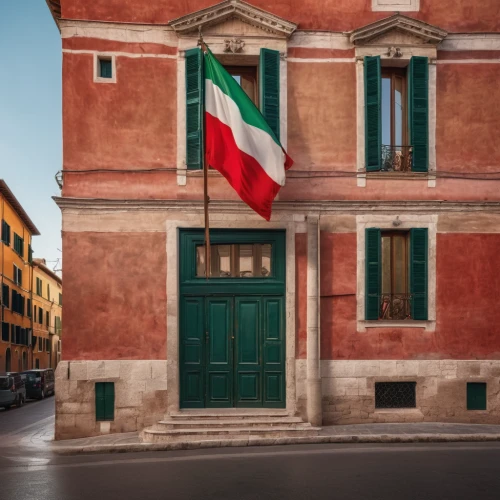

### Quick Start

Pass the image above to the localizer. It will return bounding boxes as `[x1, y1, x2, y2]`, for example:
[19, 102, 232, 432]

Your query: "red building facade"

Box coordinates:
[48, 0, 500, 439]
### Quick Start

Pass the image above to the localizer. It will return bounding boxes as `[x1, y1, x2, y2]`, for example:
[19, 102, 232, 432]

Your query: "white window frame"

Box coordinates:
[355, 49, 437, 188]
[372, 0, 420, 12]
[356, 214, 437, 332]
[94, 54, 117, 84]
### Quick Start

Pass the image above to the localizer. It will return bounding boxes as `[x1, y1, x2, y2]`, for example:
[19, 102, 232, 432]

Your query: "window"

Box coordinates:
[185, 47, 280, 170]
[365, 228, 428, 320]
[47, 284, 50, 301]
[34, 305, 37, 320]
[2, 284, 9, 308]
[38, 337, 43, 352]
[35, 359, 40, 369]
[10, 324, 14, 343]
[27, 299, 31, 318]
[28, 244, 33, 264]
[36, 277, 42, 296]
[59, 293, 62, 306]
[46, 311, 50, 328]
[1, 220, 10, 245]
[11, 290, 24, 315]
[196, 243, 272, 278]
[94, 55, 116, 83]
[95, 382, 115, 421]
[55, 316, 62, 334]
[99, 58, 112, 78]
[381, 68, 411, 172]
[365, 56, 428, 172]
[38, 307, 43, 325]
[1, 322, 9, 342]
[13, 233, 24, 257]
[13, 265, 22, 286]
[372, 0, 420, 12]
[467, 383, 487, 410]
[226, 66, 258, 104]
[375, 382, 416, 408]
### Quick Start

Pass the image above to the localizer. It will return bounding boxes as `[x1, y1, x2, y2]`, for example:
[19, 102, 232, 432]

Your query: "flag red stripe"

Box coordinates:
[205, 112, 291, 221]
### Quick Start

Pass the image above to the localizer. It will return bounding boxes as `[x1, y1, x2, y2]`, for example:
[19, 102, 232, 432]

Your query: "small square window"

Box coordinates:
[467, 382, 486, 410]
[99, 58, 112, 79]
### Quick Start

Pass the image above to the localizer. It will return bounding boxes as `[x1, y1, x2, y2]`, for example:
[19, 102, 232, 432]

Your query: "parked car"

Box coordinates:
[21, 369, 55, 399]
[0, 372, 26, 409]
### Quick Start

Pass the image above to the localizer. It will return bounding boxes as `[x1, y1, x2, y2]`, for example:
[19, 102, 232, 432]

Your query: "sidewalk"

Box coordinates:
[51, 422, 500, 455]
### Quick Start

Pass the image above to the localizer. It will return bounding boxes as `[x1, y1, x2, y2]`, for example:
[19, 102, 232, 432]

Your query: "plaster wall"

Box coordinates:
[62, 232, 167, 360]
[59, 0, 500, 33]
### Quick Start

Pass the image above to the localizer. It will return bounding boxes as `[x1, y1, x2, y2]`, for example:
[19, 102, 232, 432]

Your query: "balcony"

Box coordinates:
[379, 293, 412, 320]
[381, 145, 413, 172]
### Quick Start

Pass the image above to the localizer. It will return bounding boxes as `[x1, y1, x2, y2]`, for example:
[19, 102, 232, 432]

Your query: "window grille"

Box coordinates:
[375, 382, 416, 408]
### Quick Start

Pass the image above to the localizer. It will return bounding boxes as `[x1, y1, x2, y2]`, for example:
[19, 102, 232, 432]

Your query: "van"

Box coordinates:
[21, 369, 55, 400]
[0, 373, 26, 409]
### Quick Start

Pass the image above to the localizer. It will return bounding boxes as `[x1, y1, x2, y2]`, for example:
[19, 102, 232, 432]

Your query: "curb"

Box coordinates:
[51, 433, 500, 455]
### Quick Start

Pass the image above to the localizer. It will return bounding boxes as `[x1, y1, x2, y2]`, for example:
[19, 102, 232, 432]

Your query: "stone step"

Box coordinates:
[168, 409, 290, 419]
[141, 425, 320, 443]
[156, 417, 305, 429]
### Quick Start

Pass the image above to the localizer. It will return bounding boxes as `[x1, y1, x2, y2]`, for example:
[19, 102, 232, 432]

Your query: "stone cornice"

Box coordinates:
[350, 14, 447, 46]
[53, 197, 500, 215]
[168, 0, 297, 38]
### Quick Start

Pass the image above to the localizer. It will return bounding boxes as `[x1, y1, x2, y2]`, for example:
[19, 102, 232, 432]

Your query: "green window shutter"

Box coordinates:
[185, 48, 204, 170]
[95, 383, 105, 420]
[365, 228, 381, 320]
[467, 382, 487, 410]
[259, 48, 280, 140]
[96, 382, 115, 421]
[104, 383, 115, 420]
[28, 244, 33, 264]
[410, 228, 428, 320]
[364, 56, 381, 172]
[409, 56, 429, 172]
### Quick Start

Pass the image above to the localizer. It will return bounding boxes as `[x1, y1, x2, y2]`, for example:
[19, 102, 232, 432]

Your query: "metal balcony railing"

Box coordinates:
[379, 293, 413, 320]
[381, 145, 413, 172]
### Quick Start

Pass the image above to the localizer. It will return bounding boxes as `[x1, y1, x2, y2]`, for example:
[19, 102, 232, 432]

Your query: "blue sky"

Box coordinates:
[0, 2, 62, 272]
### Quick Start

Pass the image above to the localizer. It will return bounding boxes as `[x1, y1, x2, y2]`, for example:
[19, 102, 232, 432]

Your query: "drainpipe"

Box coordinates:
[306, 214, 322, 426]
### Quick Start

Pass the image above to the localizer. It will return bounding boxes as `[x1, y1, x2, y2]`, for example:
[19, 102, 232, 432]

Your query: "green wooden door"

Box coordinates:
[179, 230, 286, 409]
[206, 297, 233, 407]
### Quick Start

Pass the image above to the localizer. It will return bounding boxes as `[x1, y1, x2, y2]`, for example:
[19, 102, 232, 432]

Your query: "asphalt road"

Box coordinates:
[2, 401, 500, 500]
[2, 440, 500, 500]
[0, 395, 55, 435]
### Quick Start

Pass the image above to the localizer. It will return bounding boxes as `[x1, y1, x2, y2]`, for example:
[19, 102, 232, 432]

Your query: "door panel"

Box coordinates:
[235, 297, 262, 406]
[262, 296, 285, 406]
[206, 298, 233, 407]
[180, 297, 205, 408]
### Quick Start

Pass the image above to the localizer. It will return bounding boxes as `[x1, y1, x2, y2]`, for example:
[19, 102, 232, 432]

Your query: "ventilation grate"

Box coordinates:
[375, 382, 416, 409]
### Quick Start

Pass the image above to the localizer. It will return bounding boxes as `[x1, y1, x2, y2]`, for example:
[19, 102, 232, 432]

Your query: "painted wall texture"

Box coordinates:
[62, 232, 167, 360]
[59, 0, 500, 32]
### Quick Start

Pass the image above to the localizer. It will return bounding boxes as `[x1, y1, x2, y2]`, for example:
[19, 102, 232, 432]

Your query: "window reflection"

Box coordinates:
[196, 244, 272, 277]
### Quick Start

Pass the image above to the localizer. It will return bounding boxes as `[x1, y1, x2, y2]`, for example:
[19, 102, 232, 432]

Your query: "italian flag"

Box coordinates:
[204, 49, 293, 221]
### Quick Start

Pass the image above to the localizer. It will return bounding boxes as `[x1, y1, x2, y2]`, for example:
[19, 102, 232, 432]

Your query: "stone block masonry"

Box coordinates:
[55, 361, 167, 440]
[296, 360, 500, 425]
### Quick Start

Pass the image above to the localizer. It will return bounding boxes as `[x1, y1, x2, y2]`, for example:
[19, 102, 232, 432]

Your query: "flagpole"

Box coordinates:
[199, 30, 211, 280]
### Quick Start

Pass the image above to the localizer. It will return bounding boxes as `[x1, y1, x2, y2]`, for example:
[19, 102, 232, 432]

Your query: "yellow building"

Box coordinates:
[32, 259, 62, 369]
[1, 180, 40, 372]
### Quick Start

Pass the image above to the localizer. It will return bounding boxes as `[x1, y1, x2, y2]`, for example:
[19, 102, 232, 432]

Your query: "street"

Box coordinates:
[1, 400, 500, 500]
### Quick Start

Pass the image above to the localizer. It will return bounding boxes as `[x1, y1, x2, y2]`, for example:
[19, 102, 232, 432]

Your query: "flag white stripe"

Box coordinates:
[205, 79, 286, 186]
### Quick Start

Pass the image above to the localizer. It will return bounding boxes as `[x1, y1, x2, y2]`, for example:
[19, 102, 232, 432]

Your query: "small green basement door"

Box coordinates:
[179, 230, 286, 408]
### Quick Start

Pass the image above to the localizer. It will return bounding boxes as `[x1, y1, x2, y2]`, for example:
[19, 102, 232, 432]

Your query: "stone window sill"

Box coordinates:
[360, 320, 434, 330]
[373, 408, 423, 414]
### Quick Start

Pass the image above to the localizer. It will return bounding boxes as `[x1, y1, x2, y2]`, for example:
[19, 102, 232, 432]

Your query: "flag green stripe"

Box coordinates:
[204, 49, 280, 147]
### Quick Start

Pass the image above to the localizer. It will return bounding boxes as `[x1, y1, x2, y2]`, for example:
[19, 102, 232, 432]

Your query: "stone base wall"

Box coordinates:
[55, 360, 167, 440]
[318, 360, 500, 425]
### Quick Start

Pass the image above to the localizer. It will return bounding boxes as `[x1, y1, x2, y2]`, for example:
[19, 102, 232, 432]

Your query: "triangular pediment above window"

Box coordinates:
[350, 14, 447, 46]
[168, 0, 297, 38]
